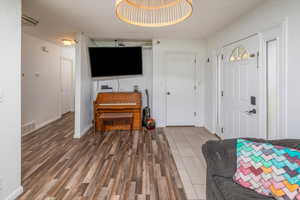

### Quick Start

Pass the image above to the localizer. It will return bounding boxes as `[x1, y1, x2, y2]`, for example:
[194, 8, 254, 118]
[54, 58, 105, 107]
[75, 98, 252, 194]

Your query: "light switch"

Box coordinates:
[0, 88, 3, 103]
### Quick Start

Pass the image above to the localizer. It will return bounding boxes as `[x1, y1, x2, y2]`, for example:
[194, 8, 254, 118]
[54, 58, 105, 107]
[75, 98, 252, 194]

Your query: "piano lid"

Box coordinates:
[95, 92, 141, 107]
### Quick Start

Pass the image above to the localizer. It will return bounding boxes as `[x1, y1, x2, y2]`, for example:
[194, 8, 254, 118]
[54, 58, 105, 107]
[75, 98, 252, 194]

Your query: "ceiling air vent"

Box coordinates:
[22, 15, 39, 26]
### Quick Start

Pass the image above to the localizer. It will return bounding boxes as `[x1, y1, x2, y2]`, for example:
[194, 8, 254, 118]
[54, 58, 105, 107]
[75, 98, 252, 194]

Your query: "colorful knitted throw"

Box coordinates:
[234, 139, 300, 200]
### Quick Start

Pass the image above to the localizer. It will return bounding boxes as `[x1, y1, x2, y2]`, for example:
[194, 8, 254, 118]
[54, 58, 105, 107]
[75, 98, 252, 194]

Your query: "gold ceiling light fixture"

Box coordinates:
[115, 0, 193, 27]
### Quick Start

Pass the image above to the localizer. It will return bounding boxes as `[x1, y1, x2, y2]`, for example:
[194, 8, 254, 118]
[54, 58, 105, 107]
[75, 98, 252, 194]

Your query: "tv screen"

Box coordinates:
[89, 47, 143, 78]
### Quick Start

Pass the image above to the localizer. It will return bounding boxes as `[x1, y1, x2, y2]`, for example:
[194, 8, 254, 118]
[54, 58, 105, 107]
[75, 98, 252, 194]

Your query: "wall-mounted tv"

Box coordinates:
[88, 47, 143, 78]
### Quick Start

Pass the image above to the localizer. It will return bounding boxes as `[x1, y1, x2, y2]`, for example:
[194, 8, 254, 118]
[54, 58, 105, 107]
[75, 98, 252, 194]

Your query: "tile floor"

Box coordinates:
[164, 127, 218, 200]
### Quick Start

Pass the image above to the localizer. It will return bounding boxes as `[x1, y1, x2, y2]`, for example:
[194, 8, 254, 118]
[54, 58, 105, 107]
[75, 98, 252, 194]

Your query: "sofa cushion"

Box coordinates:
[234, 139, 300, 200]
[203, 139, 300, 200]
[214, 175, 275, 200]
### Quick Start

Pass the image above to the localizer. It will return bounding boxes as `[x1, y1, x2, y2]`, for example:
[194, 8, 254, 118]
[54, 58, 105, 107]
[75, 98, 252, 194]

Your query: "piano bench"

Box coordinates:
[95, 112, 134, 135]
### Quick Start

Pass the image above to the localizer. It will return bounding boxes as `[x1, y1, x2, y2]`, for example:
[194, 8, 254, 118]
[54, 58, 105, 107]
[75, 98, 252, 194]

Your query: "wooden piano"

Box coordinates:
[94, 92, 142, 131]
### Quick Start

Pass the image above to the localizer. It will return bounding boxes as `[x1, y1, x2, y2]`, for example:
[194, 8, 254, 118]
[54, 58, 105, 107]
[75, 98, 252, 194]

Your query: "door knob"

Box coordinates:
[166, 92, 171, 95]
[245, 109, 256, 115]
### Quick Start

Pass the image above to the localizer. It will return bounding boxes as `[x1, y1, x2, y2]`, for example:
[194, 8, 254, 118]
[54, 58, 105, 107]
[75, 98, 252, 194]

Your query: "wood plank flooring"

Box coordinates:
[18, 113, 187, 200]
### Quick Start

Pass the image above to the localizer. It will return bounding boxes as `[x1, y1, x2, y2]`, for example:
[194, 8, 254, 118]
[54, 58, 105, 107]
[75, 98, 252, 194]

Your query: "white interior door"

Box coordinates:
[61, 58, 74, 115]
[221, 36, 260, 139]
[166, 53, 196, 126]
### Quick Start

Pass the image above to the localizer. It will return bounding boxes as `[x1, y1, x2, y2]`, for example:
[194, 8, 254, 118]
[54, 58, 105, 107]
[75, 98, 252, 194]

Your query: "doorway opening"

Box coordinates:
[61, 57, 75, 116]
[21, 34, 75, 137]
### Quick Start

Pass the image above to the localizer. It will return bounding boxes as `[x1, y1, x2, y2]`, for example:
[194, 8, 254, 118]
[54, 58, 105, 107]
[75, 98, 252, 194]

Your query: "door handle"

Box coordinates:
[166, 92, 171, 95]
[245, 109, 257, 115]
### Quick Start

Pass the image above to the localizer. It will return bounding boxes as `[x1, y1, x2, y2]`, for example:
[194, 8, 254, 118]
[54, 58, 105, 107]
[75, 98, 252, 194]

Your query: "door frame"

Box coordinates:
[216, 21, 287, 139]
[59, 57, 74, 116]
[260, 21, 288, 139]
[164, 51, 197, 126]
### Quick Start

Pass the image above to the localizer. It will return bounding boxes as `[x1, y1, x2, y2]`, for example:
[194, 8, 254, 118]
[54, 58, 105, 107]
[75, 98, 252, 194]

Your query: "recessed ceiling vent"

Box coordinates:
[22, 14, 39, 26]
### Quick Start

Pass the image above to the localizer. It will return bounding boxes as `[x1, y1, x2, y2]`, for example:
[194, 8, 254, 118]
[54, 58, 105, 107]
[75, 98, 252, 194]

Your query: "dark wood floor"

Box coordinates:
[18, 113, 187, 200]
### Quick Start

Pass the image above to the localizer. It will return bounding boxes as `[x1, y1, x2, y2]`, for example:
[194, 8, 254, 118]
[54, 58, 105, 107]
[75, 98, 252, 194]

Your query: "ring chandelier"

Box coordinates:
[115, 0, 193, 27]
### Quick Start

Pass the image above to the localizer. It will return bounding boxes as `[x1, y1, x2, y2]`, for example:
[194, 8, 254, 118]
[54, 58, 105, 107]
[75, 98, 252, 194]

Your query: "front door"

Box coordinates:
[221, 35, 260, 139]
[166, 53, 196, 126]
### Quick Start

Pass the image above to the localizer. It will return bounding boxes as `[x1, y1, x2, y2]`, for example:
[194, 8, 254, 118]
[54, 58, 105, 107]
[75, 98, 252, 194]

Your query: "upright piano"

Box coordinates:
[94, 92, 142, 131]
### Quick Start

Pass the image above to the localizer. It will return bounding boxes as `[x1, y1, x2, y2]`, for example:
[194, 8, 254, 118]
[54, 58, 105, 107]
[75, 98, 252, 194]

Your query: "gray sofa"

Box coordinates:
[202, 138, 300, 200]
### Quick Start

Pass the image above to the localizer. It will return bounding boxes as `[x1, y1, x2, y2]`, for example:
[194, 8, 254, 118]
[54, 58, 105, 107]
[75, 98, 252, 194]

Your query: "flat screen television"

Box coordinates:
[88, 47, 143, 78]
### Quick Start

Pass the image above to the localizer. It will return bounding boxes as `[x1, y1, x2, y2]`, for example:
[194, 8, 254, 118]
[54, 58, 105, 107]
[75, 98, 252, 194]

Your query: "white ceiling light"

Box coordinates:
[61, 39, 75, 46]
[115, 0, 193, 27]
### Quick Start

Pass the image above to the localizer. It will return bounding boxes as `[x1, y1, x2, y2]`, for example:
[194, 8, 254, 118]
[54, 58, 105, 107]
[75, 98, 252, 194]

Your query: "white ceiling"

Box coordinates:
[22, 0, 264, 44]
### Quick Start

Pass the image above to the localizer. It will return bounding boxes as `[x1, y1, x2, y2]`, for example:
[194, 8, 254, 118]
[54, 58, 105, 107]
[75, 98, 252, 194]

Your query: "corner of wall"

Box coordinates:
[74, 32, 93, 139]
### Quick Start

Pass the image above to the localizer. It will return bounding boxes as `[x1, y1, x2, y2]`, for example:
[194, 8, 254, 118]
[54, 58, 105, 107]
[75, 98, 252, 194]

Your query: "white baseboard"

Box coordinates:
[81, 124, 93, 137]
[4, 186, 23, 200]
[74, 123, 93, 139]
[36, 116, 62, 130]
[22, 115, 62, 136]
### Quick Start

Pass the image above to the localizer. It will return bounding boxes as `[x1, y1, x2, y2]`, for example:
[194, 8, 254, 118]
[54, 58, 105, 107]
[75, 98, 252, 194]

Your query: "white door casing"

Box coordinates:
[261, 23, 287, 140]
[165, 52, 196, 126]
[221, 35, 260, 139]
[61, 58, 74, 115]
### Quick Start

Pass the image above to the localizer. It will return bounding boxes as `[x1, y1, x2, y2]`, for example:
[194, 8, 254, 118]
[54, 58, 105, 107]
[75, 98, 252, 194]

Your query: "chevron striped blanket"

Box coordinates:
[234, 139, 300, 200]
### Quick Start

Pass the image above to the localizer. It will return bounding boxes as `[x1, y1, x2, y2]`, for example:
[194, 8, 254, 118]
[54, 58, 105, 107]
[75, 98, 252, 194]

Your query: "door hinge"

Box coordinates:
[207, 58, 210, 63]
[221, 127, 224, 133]
[221, 91, 224, 97]
[221, 54, 224, 60]
[194, 112, 197, 116]
[194, 59, 197, 64]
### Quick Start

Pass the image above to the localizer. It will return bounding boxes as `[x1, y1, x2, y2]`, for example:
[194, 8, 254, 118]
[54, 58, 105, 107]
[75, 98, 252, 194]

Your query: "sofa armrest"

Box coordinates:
[202, 139, 237, 178]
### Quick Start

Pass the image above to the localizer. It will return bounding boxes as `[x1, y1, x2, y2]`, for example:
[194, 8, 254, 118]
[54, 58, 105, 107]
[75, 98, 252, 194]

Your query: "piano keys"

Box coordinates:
[94, 92, 142, 131]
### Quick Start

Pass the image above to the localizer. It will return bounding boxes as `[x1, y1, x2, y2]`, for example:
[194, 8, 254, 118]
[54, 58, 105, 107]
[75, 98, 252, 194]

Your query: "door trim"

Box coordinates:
[164, 51, 197, 126]
[260, 21, 288, 139]
[59, 57, 74, 117]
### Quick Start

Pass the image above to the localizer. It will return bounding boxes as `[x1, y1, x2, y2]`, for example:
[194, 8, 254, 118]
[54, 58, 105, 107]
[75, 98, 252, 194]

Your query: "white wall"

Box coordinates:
[0, 0, 23, 199]
[62, 47, 75, 61]
[205, 0, 300, 138]
[74, 33, 93, 138]
[21, 34, 76, 133]
[152, 39, 207, 127]
[204, 51, 218, 133]
[93, 48, 153, 110]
